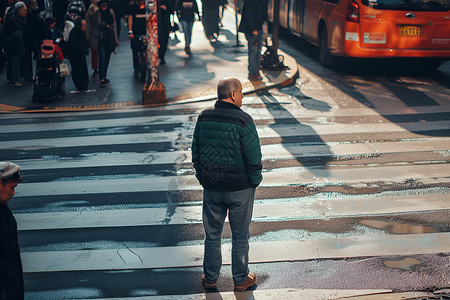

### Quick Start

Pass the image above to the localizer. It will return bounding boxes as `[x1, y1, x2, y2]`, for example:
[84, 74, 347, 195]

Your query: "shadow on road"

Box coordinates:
[277, 28, 450, 137]
[258, 90, 332, 178]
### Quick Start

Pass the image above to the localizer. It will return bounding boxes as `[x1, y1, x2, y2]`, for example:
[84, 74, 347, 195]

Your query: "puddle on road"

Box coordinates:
[383, 257, 423, 271]
[359, 219, 436, 234]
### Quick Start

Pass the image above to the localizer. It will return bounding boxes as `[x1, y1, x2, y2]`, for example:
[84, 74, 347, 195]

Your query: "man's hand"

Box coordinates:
[252, 30, 258, 35]
[128, 32, 134, 39]
[161, 4, 166, 10]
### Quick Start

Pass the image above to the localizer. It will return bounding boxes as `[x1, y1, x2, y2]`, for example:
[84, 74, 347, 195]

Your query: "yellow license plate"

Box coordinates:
[399, 26, 423, 36]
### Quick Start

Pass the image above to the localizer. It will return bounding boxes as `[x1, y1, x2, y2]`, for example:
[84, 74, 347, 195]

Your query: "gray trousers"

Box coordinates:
[202, 187, 256, 285]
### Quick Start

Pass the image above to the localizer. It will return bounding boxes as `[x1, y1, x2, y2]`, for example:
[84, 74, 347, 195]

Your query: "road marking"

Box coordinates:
[91, 288, 402, 300]
[11, 139, 450, 171]
[1, 132, 175, 150]
[3, 121, 450, 150]
[15, 194, 450, 230]
[0, 115, 193, 133]
[14, 164, 450, 197]
[21, 232, 450, 273]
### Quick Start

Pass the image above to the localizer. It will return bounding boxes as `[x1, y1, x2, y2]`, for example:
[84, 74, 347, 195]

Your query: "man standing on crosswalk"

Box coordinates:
[0, 162, 24, 300]
[192, 78, 263, 291]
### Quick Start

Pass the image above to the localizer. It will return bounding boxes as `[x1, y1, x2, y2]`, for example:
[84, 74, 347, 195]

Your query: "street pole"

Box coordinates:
[272, 0, 280, 53]
[142, 0, 166, 105]
[234, 0, 239, 47]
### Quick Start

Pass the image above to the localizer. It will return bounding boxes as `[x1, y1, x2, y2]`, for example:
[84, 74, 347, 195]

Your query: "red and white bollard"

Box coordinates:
[142, 0, 166, 105]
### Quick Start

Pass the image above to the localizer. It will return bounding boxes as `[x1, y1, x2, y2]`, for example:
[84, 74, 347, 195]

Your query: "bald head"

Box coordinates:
[217, 78, 241, 101]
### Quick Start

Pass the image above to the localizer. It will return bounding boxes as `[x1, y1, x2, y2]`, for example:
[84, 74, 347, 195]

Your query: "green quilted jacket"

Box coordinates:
[192, 100, 263, 191]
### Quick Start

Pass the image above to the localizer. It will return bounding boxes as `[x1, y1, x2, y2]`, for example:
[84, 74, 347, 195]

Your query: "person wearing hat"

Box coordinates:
[95, 0, 118, 86]
[0, 162, 24, 300]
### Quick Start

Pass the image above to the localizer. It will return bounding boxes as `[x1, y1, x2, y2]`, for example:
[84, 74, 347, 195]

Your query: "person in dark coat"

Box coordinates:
[96, 0, 118, 86]
[158, 0, 172, 64]
[201, 0, 219, 42]
[2, 2, 31, 87]
[238, 0, 267, 81]
[192, 78, 262, 291]
[176, 0, 199, 55]
[68, 18, 89, 90]
[25, 0, 43, 64]
[126, 0, 146, 76]
[0, 162, 24, 300]
[86, 0, 99, 76]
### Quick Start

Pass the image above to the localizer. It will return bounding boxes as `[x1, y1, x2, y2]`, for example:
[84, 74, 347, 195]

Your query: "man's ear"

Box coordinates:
[230, 90, 236, 102]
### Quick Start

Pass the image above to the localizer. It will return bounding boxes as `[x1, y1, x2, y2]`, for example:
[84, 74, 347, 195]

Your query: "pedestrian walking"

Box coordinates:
[1, 1, 32, 87]
[25, 0, 43, 65]
[126, 0, 145, 77]
[158, 0, 172, 65]
[238, 0, 267, 81]
[95, 0, 118, 86]
[0, 162, 24, 300]
[175, 0, 199, 55]
[68, 18, 89, 90]
[86, 0, 99, 76]
[192, 77, 262, 291]
[201, 0, 219, 42]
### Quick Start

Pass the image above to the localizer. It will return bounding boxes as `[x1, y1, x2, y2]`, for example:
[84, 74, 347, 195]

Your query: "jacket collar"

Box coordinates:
[215, 100, 240, 110]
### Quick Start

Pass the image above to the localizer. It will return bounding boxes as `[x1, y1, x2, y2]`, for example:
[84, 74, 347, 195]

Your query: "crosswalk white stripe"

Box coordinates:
[92, 290, 431, 300]
[0, 115, 194, 133]
[2, 106, 448, 134]
[10, 139, 450, 171]
[14, 164, 450, 197]
[15, 193, 450, 230]
[21, 232, 450, 273]
[3, 122, 450, 149]
[2, 92, 449, 121]
[2, 132, 176, 150]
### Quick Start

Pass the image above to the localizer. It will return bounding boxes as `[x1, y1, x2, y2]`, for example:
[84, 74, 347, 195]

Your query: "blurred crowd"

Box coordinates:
[0, 0, 266, 93]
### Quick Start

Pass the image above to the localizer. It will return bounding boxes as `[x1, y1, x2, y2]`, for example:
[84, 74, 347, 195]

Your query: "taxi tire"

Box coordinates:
[319, 27, 337, 68]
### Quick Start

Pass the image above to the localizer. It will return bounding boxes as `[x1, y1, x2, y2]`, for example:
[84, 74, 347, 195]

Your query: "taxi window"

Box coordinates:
[361, 0, 449, 11]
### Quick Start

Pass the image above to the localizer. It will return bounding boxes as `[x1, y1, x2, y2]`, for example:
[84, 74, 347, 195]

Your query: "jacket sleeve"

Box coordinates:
[191, 119, 202, 183]
[241, 121, 262, 187]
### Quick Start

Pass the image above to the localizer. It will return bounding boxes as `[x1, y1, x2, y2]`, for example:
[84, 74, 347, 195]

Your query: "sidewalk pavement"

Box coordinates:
[0, 8, 298, 113]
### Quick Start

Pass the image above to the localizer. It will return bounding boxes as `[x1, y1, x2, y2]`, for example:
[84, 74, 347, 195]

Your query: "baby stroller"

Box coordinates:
[32, 39, 66, 101]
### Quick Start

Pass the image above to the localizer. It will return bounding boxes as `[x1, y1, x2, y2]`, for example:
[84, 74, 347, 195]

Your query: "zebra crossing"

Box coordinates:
[1, 89, 449, 299]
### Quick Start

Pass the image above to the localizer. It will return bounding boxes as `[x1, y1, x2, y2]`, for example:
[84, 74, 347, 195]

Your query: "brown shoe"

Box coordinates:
[201, 274, 217, 289]
[234, 273, 256, 291]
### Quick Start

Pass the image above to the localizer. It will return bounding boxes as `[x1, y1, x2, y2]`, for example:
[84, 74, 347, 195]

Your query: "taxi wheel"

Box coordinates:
[319, 28, 337, 68]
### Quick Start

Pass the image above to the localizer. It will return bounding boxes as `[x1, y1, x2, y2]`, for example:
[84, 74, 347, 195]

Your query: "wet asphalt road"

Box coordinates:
[1, 32, 450, 299]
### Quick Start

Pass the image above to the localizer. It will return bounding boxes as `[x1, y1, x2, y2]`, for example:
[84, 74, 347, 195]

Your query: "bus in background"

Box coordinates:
[268, 0, 450, 69]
